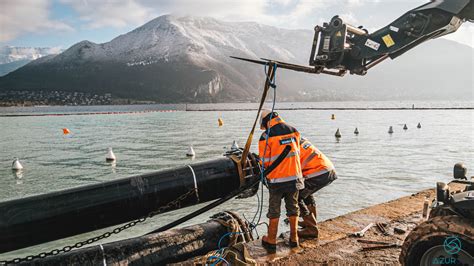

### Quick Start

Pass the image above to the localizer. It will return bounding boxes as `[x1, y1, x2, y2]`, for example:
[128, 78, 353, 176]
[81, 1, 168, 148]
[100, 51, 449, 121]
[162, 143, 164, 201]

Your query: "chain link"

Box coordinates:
[0, 188, 197, 265]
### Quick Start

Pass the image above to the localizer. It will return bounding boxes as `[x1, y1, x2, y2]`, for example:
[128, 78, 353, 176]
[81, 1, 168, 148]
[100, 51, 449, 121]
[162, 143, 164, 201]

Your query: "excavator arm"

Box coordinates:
[232, 0, 473, 76]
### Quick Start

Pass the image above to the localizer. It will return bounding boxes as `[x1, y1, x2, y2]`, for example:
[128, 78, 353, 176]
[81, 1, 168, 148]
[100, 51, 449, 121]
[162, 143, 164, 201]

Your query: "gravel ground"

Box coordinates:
[274, 212, 422, 265]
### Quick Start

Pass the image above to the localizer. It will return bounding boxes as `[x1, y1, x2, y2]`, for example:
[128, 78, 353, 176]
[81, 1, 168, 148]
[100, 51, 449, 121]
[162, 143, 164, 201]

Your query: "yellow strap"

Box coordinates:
[240, 63, 276, 169]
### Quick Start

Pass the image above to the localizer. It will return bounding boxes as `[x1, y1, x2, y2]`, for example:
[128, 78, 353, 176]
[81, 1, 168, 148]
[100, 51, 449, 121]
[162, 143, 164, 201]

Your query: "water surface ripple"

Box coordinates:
[0, 102, 472, 259]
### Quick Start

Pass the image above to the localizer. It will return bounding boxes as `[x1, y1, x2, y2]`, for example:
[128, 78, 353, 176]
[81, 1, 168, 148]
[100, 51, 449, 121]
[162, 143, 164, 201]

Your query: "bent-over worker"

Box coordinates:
[259, 109, 304, 252]
[297, 136, 337, 239]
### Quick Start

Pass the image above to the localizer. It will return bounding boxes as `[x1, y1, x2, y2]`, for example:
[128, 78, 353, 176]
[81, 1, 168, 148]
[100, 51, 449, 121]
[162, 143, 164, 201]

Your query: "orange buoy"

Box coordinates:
[62, 128, 71, 135]
[218, 117, 224, 127]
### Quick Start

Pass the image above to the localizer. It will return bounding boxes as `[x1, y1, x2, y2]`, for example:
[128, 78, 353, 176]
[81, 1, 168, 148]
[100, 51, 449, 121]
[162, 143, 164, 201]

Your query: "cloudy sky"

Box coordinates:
[1, 0, 473, 49]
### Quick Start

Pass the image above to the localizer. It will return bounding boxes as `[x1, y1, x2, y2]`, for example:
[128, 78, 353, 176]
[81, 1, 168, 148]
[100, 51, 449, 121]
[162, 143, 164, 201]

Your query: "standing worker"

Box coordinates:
[259, 109, 304, 252]
[297, 136, 337, 239]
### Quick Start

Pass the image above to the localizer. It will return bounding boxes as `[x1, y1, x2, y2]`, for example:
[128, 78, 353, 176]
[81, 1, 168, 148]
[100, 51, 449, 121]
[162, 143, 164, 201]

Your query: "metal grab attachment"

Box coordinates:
[226, 148, 260, 199]
[232, 1, 473, 76]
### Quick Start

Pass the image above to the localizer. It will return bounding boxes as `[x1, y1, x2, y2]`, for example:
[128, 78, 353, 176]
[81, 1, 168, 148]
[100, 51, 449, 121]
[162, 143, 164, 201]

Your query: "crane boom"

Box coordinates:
[232, 0, 473, 76]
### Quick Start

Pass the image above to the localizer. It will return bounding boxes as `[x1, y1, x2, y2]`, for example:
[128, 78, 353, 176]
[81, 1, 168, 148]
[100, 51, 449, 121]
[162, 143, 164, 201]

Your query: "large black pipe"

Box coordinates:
[20, 218, 232, 265]
[146, 146, 291, 236]
[0, 156, 256, 253]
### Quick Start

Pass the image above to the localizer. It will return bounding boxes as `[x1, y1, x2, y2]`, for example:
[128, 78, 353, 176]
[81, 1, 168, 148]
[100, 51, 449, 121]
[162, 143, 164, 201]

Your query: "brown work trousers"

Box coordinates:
[298, 170, 337, 216]
[267, 179, 301, 219]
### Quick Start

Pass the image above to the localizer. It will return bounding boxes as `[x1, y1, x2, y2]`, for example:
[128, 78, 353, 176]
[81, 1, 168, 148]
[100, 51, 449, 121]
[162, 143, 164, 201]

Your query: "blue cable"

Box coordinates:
[217, 231, 244, 250]
[251, 62, 278, 227]
[256, 62, 277, 227]
[261, 62, 277, 176]
[208, 255, 230, 266]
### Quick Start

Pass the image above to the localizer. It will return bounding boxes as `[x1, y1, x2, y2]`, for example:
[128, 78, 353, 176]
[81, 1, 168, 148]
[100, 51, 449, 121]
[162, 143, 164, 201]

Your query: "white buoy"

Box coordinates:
[417, 122, 421, 129]
[335, 128, 342, 138]
[186, 145, 195, 157]
[13, 170, 23, 179]
[106, 147, 116, 161]
[231, 140, 239, 151]
[388, 126, 394, 134]
[403, 124, 408, 130]
[12, 158, 23, 171]
[354, 127, 359, 135]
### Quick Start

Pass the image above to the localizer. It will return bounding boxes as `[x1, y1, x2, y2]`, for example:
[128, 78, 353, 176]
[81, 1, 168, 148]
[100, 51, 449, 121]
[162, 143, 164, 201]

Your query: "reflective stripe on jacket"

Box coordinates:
[259, 116, 303, 183]
[300, 138, 335, 179]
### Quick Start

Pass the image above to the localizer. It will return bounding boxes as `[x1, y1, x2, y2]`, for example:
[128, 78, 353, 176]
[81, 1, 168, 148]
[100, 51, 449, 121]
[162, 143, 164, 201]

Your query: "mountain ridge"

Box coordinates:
[0, 15, 472, 102]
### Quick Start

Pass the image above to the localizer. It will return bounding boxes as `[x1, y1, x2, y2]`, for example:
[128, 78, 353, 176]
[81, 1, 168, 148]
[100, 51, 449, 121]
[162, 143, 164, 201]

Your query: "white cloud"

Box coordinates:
[271, 0, 293, 6]
[0, 0, 73, 42]
[2, 0, 471, 49]
[164, 0, 329, 29]
[60, 0, 154, 28]
[58, 0, 326, 30]
[347, 0, 362, 7]
[338, 12, 359, 25]
[140, 0, 268, 22]
[346, 0, 381, 7]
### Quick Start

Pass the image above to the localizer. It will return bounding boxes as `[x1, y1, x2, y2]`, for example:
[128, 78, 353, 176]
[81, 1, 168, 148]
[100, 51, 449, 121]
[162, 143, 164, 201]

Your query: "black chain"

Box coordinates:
[0, 188, 197, 265]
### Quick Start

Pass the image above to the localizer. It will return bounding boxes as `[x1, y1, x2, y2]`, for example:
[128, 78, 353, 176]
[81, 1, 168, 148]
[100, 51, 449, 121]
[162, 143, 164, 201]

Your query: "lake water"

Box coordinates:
[0, 101, 473, 259]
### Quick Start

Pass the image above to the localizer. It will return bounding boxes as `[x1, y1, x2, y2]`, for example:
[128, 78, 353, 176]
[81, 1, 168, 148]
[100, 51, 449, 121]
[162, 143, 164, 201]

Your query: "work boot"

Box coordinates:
[298, 213, 319, 239]
[308, 204, 317, 220]
[262, 218, 279, 253]
[298, 217, 307, 228]
[288, 216, 299, 248]
[299, 204, 317, 228]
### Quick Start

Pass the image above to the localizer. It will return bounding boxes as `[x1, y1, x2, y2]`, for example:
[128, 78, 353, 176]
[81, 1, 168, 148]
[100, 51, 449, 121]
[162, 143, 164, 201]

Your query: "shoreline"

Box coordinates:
[0, 107, 472, 117]
[179, 181, 466, 265]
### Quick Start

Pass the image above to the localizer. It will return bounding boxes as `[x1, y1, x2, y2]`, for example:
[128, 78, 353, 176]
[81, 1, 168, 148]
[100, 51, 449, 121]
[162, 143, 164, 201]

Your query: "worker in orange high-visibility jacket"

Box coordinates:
[259, 109, 304, 252]
[297, 136, 337, 239]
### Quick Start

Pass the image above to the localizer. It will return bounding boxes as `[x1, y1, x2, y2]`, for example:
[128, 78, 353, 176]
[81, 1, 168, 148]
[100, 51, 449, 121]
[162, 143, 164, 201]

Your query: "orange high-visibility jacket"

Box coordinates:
[259, 116, 303, 183]
[300, 137, 335, 179]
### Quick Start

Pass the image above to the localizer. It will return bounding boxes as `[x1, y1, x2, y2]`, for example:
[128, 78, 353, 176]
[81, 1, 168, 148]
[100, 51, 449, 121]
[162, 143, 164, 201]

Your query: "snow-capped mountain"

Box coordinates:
[0, 15, 472, 102]
[0, 46, 62, 76]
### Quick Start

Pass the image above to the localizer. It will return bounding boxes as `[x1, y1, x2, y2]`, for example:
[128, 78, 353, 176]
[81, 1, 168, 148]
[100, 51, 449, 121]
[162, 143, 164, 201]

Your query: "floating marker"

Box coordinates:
[218, 118, 224, 127]
[12, 158, 23, 171]
[106, 147, 116, 162]
[403, 124, 408, 130]
[354, 127, 359, 135]
[63, 128, 71, 135]
[231, 140, 239, 151]
[388, 126, 394, 134]
[335, 128, 341, 138]
[417, 122, 421, 129]
[331, 114, 336, 120]
[14, 171, 23, 180]
[186, 145, 195, 157]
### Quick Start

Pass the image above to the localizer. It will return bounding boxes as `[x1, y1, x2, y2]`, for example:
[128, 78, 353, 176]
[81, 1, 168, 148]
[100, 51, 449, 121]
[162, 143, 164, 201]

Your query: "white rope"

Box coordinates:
[99, 244, 107, 266]
[187, 165, 200, 201]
